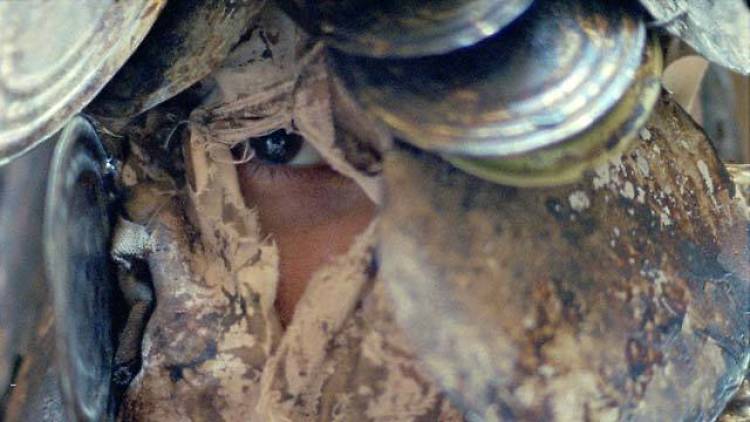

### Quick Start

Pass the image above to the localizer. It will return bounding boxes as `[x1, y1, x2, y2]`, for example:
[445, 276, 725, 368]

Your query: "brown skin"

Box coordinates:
[237, 161, 375, 327]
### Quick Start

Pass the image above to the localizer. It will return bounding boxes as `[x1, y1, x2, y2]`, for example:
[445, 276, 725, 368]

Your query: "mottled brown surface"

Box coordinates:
[638, 0, 750, 75]
[380, 94, 750, 421]
[90, 0, 266, 118]
[115, 127, 461, 421]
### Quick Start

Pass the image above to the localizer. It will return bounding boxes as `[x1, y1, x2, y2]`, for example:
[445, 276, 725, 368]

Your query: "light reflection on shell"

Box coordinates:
[278, 0, 534, 58]
[446, 37, 663, 187]
[331, 1, 657, 187]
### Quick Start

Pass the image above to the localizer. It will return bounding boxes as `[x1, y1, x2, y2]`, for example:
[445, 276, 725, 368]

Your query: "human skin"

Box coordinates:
[236, 160, 376, 327]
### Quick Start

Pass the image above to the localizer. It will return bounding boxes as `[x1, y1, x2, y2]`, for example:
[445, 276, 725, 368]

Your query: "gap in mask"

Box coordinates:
[234, 138, 376, 328]
[194, 2, 381, 328]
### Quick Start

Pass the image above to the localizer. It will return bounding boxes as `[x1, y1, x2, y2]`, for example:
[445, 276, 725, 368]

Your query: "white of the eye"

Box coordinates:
[287, 140, 324, 166]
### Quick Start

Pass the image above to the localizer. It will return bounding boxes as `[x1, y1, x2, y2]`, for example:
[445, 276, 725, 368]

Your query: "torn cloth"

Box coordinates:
[116, 128, 462, 421]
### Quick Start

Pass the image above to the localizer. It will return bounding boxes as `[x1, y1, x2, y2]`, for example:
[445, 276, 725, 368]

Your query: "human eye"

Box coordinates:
[246, 129, 323, 167]
[235, 126, 376, 328]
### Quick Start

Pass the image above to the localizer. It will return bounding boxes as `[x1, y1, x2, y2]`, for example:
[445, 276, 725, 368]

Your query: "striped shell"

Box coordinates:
[331, 1, 661, 186]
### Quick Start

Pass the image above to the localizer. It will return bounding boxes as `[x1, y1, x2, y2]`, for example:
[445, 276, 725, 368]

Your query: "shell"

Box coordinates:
[446, 37, 663, 187]
[639, 0, 750, 75]
[89, 0, 267, 119]
[44, 117, 118, 421]
[332, 1, 653, 186]
[0, 0, 166, 165]
[278, 0, 533, 58]
[379, 95, 750, 420]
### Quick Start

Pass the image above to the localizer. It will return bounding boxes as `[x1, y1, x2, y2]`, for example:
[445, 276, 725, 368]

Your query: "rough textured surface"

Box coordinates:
[117, 132, 282, 421]
[380, 95, 750, 421]
[185, 3, 384, 201]
[112, 8, 459, 418]
[115, 126, 461, 421]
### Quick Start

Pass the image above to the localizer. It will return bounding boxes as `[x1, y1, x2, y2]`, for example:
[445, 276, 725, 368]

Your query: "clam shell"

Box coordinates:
[279, 0, 533, 58]
[331, 1, 647, 160]
[45, 117, 118, 421]
[379, 96, 750, 420]
[445, 36, 663, 187]
[639, 0, 750, 75]
[89, 0, 266, 118]
[0, 0, 166, 165]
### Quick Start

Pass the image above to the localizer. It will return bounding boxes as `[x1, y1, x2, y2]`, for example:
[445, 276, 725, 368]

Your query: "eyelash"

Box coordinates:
[240, 159, 302, 179]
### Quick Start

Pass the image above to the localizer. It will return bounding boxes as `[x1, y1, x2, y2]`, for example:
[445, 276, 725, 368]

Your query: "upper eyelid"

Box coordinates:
[202, 121, 293, 146]
[196, 101, 295, 145]
[196, 119, 298, 151]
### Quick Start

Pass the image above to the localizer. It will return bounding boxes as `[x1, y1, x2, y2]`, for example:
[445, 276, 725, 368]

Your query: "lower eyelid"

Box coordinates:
[241, 160, 297, 179]
[240, 159, 339, 183]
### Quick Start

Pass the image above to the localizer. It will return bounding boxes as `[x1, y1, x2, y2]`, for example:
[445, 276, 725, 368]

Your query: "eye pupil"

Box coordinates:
[249, 130, 304, 164]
